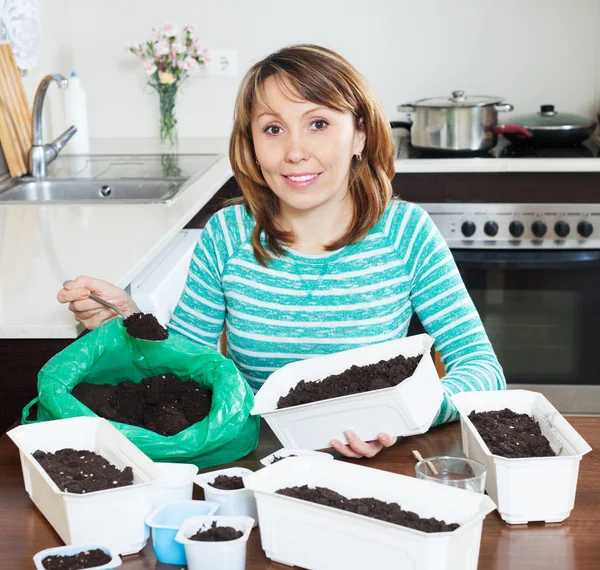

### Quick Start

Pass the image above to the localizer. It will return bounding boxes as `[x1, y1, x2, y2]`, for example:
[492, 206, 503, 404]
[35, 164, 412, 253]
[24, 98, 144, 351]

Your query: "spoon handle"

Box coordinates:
[87, 293, 128, 319]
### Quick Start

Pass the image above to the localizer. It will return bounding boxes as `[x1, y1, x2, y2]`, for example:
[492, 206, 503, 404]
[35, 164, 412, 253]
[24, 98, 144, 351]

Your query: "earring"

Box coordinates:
[355, 153, 362, 161]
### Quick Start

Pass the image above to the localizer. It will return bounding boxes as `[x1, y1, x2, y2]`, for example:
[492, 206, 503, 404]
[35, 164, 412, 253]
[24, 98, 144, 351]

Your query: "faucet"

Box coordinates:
[29, 74, 77, 178]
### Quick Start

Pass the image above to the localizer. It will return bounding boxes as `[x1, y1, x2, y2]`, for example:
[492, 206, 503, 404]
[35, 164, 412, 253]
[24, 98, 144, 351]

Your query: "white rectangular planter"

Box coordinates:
[7, 417, 162, 555]
[451, 390, 592, 524]
[244, 456, 496, 570]
[252, 334, 443, 450]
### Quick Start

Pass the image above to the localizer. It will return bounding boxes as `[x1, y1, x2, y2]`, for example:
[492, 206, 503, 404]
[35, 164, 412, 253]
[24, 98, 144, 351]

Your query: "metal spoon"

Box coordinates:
[62, 279, 127, 319]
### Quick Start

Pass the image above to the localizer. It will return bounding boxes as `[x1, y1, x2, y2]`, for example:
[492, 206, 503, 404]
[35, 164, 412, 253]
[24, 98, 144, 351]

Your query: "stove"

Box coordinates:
[395, 137, 600, 412]
[397, 135, 600, 159]
[394, 135, 600, 251]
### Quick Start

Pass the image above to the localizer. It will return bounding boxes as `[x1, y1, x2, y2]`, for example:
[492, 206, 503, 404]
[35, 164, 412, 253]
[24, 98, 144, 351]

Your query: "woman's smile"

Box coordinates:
[281, 172, 323, 188]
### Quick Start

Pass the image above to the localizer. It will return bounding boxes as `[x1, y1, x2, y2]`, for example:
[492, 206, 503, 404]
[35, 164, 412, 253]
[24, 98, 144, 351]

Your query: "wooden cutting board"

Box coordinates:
[0, 44, 32, 177]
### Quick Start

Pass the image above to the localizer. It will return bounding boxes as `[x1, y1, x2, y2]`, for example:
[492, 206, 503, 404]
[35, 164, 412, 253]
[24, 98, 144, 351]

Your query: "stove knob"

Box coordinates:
[509, 220, 524, 238]
[461, 221, 476, 238]
[484, 221, 499, 237]
[554, 220, 570, 238]
[578, 220, 594, 238]
[531, 220, 547, 238]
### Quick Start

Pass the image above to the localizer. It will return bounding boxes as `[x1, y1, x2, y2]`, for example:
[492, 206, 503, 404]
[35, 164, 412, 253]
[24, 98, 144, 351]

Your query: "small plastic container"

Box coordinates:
[145, 499, 220, 565]
[415, 456, 487, 494]
[194, 467, 258, 527]
[174, 515, 254, 570]
[244, 456, 496, 570]
[452, 389, 592, 524]
[151, 462, 199, 510]
[7, 417, 162, 555]
[33, 544, 121, 570]
[260, 448, 333, 467]
[251, 334, 443, 450]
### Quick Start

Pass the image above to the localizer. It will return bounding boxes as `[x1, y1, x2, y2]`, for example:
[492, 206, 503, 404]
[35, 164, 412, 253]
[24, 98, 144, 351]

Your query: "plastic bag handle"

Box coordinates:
[21, 397, 40, 424]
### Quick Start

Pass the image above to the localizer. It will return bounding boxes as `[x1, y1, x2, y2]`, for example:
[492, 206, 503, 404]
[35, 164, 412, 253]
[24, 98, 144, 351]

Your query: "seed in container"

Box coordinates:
[32, 448, 134, 493]
[467, 408, 555, 459]
[276, 352, 423, 409]
[208, 474, 245, 490]
[189, 520, 243, 542]
[41, 548, 111, 570]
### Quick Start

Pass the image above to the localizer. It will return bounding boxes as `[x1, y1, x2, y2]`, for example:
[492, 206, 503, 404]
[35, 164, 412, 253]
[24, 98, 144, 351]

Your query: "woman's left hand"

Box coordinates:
[330, 430, 397, 458]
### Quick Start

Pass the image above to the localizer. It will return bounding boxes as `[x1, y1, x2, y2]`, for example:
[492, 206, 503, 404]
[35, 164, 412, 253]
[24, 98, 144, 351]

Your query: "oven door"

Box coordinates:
[452, 250, 600, 413]
[450, 249, 600, 413]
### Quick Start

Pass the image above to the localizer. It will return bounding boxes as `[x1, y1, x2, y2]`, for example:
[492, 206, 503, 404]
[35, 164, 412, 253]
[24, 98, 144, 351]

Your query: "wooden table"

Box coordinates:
[1, 417, 599, 570]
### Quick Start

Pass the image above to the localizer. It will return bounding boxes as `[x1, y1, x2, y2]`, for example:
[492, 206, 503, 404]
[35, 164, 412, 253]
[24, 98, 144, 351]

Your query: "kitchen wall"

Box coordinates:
[22, 0, 600, 141]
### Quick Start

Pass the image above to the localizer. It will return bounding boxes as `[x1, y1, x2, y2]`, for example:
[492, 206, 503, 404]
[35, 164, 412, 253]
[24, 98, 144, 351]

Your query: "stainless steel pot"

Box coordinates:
[396, 90, 530, 153]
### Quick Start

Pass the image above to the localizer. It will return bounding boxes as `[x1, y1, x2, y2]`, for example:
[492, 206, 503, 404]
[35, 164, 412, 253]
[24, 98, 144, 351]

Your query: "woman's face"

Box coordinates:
[251, 76, 365, 217]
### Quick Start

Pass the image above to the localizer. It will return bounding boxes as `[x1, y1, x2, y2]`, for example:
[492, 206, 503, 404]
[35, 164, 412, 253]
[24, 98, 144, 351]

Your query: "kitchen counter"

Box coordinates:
[3, 134, 600, 340]
[0, 138, 231, 339]
[1, 417, 598, 569]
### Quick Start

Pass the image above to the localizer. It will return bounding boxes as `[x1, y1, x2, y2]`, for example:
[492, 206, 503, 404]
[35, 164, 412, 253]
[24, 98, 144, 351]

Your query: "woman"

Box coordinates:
[58, 44, 505, 459]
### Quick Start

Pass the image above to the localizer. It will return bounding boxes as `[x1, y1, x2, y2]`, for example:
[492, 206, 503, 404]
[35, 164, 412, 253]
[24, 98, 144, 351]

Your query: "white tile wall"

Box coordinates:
[18, 0, 600, 141]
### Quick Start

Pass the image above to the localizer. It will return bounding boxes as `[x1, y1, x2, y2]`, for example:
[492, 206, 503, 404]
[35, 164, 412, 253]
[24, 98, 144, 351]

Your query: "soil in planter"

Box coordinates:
[468, 408, 556, 459]
[276, 353, 422, 409]
[72, 373, 212, 436]
[277, 485, 459, 533]
[123, 311, 168, 341]
[32, 448, 134, 494]
[270, 454, 297, 464]
[42, 548, 111, 570]
[208, 474, 245, 490]
[189, 521, 243, 542]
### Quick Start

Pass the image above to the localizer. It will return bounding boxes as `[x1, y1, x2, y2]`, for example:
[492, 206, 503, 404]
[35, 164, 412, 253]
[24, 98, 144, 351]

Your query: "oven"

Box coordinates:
[398, 167, 600, 414]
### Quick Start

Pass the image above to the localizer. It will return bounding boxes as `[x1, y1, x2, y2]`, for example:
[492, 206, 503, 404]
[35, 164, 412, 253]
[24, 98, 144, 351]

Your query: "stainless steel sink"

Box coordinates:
[0, 177, 189, 203]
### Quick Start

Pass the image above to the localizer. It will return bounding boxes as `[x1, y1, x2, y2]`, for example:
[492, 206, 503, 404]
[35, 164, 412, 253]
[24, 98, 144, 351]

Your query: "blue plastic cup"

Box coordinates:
[145, 500, 220, 565]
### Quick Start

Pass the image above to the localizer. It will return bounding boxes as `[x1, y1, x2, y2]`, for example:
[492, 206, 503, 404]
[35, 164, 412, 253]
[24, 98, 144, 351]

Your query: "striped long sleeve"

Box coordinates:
[168, 201, 505, 423]
[390, 202, 506, 424]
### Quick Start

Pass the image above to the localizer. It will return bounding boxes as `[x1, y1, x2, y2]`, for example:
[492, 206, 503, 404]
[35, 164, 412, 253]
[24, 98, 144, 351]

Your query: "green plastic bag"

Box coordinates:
[22, 318, 259, 468]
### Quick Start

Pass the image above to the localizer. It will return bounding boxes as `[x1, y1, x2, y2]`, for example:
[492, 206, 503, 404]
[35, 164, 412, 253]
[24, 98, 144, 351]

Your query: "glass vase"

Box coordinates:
[157, 83, 178, 148]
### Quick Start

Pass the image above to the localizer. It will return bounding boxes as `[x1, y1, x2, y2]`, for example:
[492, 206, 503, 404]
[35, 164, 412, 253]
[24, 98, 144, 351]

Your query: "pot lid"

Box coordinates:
[408, 90, 505, 108]
[511, 105, 596, 130]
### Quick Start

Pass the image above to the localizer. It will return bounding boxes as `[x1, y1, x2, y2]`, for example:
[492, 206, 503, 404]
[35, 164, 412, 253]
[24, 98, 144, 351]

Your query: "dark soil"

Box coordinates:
[42, 548, 111, 569]
[208, 474, 245, 490]
[276, 353, 422, 409]
[32, 448, 134, 494]
[123, 312, 168, 341]
[270, 454, 297, 464]
[277, 485, 458, 533]
[468, 408, 556, 459]
[189, 521, 243, 542]
[72, 373, 212, 436]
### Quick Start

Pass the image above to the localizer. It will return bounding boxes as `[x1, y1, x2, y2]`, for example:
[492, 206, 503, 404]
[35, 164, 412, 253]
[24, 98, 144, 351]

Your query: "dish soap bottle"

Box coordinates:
[63, 71, 90, 154]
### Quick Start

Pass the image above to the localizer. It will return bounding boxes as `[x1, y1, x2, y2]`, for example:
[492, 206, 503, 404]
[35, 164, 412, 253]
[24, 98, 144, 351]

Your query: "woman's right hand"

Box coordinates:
[57, 275, 138, 330]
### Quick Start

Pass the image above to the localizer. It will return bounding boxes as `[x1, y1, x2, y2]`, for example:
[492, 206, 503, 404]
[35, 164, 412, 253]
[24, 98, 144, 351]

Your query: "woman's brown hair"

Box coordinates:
[229, 44, 395, 266]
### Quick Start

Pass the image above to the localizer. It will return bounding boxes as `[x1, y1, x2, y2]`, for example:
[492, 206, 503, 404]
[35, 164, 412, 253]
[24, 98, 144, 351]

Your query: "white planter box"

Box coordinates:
[195, 467, 258, 527]
[7, 417, 162, 555]
[451, 390, 592, 524]
[252, 334, 443, 450]
[244, 456, 496, 570]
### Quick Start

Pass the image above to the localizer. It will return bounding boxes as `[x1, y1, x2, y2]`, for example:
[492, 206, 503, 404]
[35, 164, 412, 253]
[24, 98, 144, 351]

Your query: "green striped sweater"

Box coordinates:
[168, 200, 505, 424]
